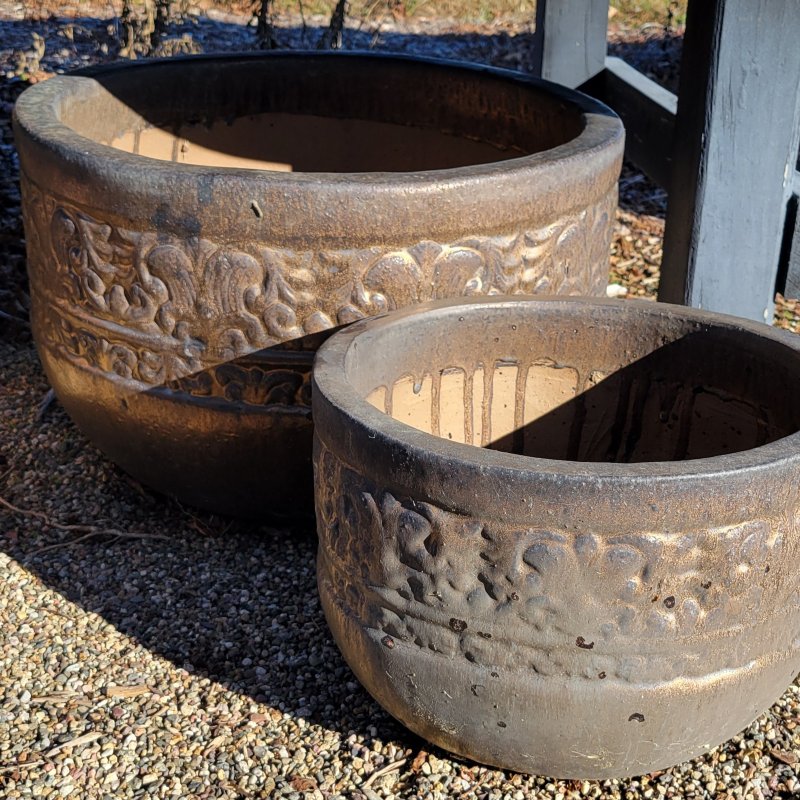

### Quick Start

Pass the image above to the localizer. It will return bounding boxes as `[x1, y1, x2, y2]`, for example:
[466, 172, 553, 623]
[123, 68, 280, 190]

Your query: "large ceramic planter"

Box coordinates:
[13, 53, 622, 516]
[312, 296, 800, 778]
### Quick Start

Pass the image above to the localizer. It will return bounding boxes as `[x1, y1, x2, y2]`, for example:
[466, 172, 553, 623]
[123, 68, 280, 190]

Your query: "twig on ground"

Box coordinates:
[0, 495, 170, 553]
[318, 0, 348, 49]
[173, 499, 235, 538]
[36, 387, 56, 421]
[0, 760, 45, 774]
[362, 758, 407, 789]
[0, 308, 29, 326]
[31, 690, 79, 703]
[0, 732, 104, 774]
[45, 731, 104, 757]
[29, 531, 163, 555]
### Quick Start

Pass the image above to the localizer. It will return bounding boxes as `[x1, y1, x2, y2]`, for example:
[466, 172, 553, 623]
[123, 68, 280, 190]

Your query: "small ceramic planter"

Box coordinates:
[312, 296, 800, 778]
[13, 53, 623, 516]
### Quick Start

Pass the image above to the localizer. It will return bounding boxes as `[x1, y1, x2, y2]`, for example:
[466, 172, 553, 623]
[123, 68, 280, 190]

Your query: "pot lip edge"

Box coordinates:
[312, 294, 800, 488]
[12, 50, 624, 190]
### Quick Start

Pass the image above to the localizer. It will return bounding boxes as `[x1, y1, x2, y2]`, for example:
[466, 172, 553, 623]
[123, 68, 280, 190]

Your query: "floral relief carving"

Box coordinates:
[23, 174, 616, 408]
[315, 441, 799, 683]
[41, 315, 312, 410]
[163, 362, 312, 409]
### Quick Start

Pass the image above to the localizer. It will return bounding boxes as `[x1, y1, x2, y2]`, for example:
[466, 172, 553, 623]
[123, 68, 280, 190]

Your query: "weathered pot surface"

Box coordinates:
[312, 296, 800, 778]
[13, 52, 622, 517]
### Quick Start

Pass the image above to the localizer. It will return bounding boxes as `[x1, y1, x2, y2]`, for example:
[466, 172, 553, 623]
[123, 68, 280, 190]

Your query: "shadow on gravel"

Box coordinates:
[0, 342, 406, 747]
[0, 413, 410, 747]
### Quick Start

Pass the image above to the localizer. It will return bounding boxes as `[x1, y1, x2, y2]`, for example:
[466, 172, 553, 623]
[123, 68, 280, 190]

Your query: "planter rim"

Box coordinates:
[12, 52, 624, 245]
[312, 296, 800, 491]
[13, 50, 621, 186]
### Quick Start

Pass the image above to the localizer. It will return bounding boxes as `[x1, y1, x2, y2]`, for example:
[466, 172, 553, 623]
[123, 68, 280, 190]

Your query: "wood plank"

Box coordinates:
[532, 0, 610, 89]
[659, 0, 800, 322]
[582, 57, 677, 189]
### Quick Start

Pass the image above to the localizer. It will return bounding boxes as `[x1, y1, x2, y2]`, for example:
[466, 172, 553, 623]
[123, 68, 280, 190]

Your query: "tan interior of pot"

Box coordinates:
[110, 113, 522, 172]
[61, 57, 584, 173]
[355, 307, 800, 463]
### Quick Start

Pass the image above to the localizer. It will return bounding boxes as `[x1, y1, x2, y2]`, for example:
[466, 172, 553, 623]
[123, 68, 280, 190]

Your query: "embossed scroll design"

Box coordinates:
[23, 176, 616, 406]
[316, 441, 800, 683]
[162, 361, 312, 409]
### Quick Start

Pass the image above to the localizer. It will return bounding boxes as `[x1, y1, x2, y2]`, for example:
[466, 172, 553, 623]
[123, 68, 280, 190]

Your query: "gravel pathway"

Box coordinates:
[1, 5, 799, 799]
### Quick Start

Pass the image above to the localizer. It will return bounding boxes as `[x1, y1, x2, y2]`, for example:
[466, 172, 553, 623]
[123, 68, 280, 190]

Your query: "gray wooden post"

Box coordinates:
[532, 0, 609, 89]
[659, 0, 800, 322]
[784, 178, 800, 299]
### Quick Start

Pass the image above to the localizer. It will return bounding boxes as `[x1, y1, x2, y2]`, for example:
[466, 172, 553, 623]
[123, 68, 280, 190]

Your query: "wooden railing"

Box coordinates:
[535, 0, 800, 321]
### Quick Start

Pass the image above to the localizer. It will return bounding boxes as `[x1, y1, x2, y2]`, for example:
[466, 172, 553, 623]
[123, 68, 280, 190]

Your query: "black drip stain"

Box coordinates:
[381, 635, 395, 649]
[628, 713, 645, 723]
[576, 636, 595, 650]
[449, 618, 467, 633]
[663, 595, 676, 609]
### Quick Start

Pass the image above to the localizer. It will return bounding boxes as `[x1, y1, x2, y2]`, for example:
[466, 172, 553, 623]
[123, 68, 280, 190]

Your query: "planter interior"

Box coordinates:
[359, 303, 800, 462]
[63, 56, 584, 173]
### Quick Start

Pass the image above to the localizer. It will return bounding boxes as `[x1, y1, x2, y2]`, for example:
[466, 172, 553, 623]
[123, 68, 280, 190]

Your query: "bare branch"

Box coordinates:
[0, 495, 171, 553]
[318, 0, 348, 50]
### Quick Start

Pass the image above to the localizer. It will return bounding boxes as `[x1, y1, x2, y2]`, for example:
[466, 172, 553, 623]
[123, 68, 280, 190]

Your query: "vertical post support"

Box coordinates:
[785, 196, 800, 299]
[533, 0, 610, 89]
[659, 0, 800, 322]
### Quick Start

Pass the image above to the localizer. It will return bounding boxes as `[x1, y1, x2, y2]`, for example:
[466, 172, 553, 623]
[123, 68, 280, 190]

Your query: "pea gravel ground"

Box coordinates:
[1, 4, 800, 799]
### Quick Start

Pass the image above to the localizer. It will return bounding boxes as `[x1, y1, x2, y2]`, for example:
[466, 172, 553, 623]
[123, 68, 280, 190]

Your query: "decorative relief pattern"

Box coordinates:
[316, 440, 800, 683]
[162, 361, 312, 409]
[23, 173, 615, 408]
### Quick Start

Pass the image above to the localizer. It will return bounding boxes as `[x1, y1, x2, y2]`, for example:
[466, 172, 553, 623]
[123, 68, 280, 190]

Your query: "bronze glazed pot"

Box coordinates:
[312, 296, 800, 778]
[13, 53, 623, 516]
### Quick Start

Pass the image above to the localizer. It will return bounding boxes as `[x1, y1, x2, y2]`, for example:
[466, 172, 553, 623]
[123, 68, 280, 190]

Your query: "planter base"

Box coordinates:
[319, 548, 800, 778]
